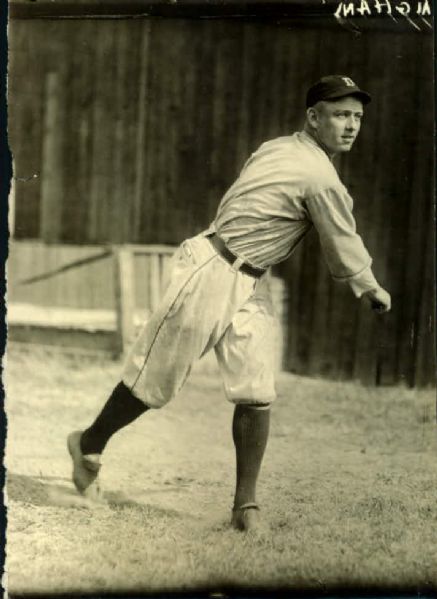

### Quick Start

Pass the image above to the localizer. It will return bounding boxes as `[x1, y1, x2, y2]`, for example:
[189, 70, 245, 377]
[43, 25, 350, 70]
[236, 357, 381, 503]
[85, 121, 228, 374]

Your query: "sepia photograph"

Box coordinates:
[3, 0, 436, 596]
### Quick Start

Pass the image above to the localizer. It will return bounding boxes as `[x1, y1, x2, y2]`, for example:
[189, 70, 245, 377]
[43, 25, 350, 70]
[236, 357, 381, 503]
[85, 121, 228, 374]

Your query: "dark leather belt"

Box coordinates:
[206, 233, 266, 279]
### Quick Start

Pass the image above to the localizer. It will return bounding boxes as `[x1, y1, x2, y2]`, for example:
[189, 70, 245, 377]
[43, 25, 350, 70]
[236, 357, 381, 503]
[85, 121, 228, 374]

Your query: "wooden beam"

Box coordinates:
[113, 246, 136, 356]
[128, 244, 176, 256]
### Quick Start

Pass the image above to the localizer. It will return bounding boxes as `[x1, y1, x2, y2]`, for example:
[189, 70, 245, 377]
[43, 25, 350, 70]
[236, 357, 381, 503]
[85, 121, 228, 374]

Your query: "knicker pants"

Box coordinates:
[122, 232, 279, 408]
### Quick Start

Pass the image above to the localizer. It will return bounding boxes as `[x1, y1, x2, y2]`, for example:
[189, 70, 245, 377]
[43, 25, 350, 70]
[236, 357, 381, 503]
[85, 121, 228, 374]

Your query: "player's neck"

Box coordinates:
[303, 125, 336, 160]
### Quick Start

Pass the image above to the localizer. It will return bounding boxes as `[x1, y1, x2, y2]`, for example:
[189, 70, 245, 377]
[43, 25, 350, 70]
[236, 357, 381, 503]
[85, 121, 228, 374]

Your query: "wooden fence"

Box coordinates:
[112, 244, 175, 354]
[7, 242, 173, 356]
[7, 241, 288, 370]
[7, 15, 435, 386]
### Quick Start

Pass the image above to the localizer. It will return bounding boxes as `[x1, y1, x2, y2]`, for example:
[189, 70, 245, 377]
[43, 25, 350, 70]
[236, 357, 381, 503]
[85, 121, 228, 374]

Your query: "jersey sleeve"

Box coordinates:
[306, 186, 380, 297]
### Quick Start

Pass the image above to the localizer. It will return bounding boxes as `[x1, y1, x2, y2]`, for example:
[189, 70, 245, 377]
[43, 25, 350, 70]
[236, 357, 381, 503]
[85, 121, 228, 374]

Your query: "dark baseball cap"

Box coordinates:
[306, 75, 371, 108]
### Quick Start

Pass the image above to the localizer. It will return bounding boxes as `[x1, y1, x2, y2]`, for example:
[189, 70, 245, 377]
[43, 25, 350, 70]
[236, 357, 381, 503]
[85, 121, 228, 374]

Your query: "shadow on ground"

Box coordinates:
[6, 472, 197, 519]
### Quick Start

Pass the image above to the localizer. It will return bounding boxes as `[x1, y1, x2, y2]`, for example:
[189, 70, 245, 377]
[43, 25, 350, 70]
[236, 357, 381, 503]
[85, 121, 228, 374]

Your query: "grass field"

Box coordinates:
[4, 345, 437, 596]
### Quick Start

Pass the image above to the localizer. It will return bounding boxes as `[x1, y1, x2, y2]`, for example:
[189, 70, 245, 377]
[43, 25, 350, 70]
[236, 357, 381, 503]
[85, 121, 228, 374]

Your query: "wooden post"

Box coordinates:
[149, 253, 160, 314]
[113, 246, 136, 357]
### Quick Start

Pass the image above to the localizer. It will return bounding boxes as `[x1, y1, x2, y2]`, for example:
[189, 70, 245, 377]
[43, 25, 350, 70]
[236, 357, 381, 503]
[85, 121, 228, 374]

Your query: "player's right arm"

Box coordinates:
[305, 185, 391, 313]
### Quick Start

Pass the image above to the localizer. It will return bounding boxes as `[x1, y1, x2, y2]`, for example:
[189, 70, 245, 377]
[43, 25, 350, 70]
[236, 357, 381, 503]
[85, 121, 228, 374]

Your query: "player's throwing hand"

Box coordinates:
[365, 286, 392, 313]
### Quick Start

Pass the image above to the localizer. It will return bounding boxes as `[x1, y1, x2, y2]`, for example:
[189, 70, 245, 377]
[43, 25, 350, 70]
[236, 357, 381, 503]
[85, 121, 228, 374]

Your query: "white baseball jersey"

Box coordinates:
[212, 131, 379, 297]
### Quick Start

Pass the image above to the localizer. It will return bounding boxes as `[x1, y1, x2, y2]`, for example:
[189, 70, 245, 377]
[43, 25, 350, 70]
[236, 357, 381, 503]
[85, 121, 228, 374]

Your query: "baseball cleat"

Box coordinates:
[67, 430, 102, 500]
[231, 502, 260, 532]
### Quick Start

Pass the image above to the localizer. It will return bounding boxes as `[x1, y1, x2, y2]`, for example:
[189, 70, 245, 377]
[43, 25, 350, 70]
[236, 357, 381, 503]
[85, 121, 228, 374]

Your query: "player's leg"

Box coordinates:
[215, 275, 278, 531]
[68, 234, 257, 498]
[67, 238, 209, 497]
[67, 381, 147, 497]
[231, 402, 271, 530]
[80, 382, 147, 455]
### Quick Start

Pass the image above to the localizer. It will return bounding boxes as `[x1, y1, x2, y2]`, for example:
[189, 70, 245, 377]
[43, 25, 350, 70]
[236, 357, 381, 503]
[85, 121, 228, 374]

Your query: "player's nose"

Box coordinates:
[345, 116, 359, 132]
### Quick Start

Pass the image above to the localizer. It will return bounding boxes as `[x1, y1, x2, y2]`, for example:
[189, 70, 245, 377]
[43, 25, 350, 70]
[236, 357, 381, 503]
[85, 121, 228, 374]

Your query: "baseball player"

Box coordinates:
[68, 75, 391, 532]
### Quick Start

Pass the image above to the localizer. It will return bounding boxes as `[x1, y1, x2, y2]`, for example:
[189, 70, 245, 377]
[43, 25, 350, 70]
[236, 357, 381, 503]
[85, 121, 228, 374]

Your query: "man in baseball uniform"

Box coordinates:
[68, 75, 391, 532]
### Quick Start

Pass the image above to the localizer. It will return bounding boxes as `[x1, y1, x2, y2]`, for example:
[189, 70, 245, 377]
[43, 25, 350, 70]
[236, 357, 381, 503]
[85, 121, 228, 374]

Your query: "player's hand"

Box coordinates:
[365, 286, 391, 313]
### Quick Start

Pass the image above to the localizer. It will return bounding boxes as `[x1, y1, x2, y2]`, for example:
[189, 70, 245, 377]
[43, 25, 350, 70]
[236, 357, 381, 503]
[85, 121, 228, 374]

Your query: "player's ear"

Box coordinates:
[306, 106, 319, 129]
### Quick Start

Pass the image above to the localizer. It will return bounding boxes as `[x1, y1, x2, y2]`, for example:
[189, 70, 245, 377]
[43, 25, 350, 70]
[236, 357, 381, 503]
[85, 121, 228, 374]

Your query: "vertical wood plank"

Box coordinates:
[394, 34, 433, 386]
[88, 23, 118, 243]
[414, 201, 435, 387]
[149, 253, 160, 314]
[88, 23, 107, 242]
[113, 246, 136, 356]
[40, 71, 64, 243]
[9, 21, 45, 239]
[112, 22, 128, 243]
[132, 21, 151, 242]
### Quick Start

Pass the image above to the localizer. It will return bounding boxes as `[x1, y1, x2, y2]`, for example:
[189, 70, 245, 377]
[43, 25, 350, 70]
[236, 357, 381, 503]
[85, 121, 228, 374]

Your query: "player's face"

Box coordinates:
[310, 97, 364, 155]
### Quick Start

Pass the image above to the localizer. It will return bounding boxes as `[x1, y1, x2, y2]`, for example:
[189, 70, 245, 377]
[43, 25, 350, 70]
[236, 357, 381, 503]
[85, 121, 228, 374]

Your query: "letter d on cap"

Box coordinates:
[341, 77, 356, 87]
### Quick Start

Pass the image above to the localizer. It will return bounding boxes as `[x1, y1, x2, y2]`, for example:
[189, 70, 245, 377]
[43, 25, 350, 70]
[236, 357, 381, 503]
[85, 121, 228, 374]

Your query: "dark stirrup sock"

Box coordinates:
[80, 382, 149, 455]
[232, 404, 270, 509]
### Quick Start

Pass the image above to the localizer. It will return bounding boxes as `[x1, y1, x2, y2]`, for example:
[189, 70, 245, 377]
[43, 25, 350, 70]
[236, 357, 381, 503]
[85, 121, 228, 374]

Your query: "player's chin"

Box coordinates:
[339, 136, 356, 149]
[336, 142, 354, 153]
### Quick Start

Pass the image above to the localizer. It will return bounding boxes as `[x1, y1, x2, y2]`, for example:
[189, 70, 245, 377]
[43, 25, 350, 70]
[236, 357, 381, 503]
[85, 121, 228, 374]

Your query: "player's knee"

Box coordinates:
[129, 385, 173, 410]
